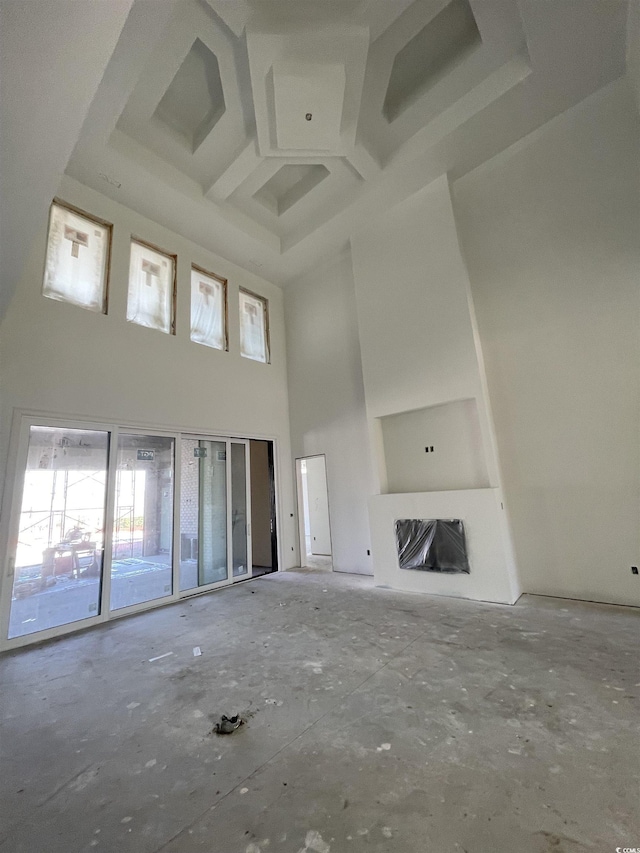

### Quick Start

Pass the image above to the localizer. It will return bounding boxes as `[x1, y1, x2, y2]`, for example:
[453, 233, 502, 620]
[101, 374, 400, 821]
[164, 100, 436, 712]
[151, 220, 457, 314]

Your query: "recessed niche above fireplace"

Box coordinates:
[380, 398, 489, 494]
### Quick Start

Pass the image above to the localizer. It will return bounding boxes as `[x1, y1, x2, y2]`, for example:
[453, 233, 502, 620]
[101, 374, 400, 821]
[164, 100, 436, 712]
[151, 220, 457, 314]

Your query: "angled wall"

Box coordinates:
[285, 247, 374, 575]
[350, 175, 519, 604]
[453, 78, 640, 607]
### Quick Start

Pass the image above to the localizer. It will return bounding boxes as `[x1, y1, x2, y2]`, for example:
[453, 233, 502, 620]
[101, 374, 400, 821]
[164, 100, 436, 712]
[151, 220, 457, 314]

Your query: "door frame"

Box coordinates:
[267, 441, 278, 572]
[295, 453, 333, 569]
[0, 413, 275, 652]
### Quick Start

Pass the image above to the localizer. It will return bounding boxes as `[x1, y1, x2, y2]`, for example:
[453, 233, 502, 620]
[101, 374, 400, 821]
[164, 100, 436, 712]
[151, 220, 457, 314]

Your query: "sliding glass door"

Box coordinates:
[179, 439, 228, 591]
[3, 420, 261, 649]
[179, 437, 251, 592]
[110, 434, 175, 611]
[7, 426, 109, 639]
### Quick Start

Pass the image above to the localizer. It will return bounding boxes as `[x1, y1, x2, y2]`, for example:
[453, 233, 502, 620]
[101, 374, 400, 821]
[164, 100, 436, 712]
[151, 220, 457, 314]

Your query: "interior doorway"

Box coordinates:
[249, 440, 278, 577]
[296, 455, 332, 570]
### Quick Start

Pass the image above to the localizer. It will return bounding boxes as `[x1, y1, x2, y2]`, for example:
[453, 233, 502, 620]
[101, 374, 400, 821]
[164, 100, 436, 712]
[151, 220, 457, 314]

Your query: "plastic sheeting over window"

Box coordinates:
[43, 202, 110, 312]
[127, 240, 175, 334]
[395, 518, 470, 573]
[190, 267, 226, 350]
[239, 289, 269, 363]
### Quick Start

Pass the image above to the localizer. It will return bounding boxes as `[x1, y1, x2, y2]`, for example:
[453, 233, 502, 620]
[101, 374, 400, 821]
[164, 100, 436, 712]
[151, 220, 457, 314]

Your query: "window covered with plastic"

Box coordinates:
[127, 240, 175, 334]
[239, 289, 269, 363]
[395, 519, 470, 573]
[190, 266, 226, 350]
[43, 201, 111, 312]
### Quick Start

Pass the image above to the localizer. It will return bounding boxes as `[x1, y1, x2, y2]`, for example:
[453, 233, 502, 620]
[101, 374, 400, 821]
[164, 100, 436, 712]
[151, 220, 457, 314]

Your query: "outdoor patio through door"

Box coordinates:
[1, 418, 268, 651]
[179, 436, 251, 595]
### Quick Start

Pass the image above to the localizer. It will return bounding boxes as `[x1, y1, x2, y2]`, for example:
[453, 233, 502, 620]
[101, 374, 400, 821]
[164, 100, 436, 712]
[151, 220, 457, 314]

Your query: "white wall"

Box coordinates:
[350, 175, 519, 603]
[0, 175, 297, 602]
[453, 78, 640, 607]
[285, 247, 374, 574]
[0, 0, 135, 319]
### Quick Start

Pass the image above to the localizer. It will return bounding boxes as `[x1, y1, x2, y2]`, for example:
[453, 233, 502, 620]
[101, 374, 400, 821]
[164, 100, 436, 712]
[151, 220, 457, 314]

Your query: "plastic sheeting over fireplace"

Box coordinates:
[395, 518, 470, 573]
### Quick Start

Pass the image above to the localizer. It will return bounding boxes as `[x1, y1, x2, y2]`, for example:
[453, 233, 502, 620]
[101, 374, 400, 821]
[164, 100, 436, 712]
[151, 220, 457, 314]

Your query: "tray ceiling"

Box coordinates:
[66, 0, 629, 285]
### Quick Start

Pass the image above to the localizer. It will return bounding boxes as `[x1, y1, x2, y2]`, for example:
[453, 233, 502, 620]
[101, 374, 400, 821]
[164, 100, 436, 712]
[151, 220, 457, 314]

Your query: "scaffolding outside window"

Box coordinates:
[239, 288, 269, 363]
[42, 200, 111, 313]
[126, 239, 176, 334]
[190, 266, 227, 350]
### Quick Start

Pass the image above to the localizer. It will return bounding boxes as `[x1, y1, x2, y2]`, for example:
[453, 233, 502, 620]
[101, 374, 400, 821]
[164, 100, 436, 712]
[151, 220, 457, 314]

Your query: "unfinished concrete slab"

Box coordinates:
[0, 569, 638, 853]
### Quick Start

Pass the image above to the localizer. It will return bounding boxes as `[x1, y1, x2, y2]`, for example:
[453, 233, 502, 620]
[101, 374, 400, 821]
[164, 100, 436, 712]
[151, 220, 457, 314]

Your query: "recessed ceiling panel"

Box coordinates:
[383, 0, 481, 122]
[272, 62, 346, 151]
[359, 0, 530, 164]
[247, 23, 369, 158]
[154, 38, 226, 152]
[254, 164, 330, 215]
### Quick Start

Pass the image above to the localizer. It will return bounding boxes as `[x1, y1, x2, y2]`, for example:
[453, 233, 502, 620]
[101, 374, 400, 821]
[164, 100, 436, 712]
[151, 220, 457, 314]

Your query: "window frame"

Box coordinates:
[239, 287, 271, 364]
[190, 263, 229, 352]
[127, 236, 178, 335]
[43, 198, 113, 314]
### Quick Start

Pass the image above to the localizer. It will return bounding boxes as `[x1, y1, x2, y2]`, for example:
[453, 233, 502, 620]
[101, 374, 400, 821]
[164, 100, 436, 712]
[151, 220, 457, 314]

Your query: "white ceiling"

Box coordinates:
[63, 0, 630, 287]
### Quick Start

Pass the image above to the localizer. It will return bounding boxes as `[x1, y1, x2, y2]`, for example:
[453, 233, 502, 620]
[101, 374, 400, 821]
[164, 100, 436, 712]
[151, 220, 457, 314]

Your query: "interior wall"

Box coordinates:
[0, 175, 297, 606]
[284, 247, 374, 575]
[0, 0, 135, 320]
[453, 77, 640, 607]
[350, 174, 519, 604]
[249, 440, 272, 569]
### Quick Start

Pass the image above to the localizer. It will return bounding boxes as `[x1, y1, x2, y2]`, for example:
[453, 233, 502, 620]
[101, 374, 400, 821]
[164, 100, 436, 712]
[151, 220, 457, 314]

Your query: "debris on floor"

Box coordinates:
[193, 646, 202, 657]
[213, 714, 244, 735]
[148, 652, 173, 663]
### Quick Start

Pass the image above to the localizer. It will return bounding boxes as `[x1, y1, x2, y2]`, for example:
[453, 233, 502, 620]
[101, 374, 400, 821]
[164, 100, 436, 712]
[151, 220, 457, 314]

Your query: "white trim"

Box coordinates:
[99, 424, 119, 623]
[12, 407, 281, 444]
[295, 458, 307, 568]
[271, 438, 283, 573]
[172, 432, 183, 603]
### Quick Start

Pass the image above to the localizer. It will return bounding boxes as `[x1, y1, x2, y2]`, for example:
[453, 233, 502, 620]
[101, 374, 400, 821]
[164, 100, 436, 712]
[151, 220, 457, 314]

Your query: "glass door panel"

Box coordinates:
[110, 434, 174, 610]
[179, 439, 228, 591]
[231, 442, 250, 578]
[8, 426, 109, 639]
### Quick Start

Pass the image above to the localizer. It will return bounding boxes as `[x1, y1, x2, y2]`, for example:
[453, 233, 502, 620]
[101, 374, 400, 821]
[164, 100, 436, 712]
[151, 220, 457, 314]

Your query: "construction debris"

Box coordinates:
[213, 714, 244, 735]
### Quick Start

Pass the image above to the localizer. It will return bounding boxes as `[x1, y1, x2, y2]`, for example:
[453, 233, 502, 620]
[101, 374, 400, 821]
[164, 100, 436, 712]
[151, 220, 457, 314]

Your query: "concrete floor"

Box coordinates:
[0, 569, 638, 853]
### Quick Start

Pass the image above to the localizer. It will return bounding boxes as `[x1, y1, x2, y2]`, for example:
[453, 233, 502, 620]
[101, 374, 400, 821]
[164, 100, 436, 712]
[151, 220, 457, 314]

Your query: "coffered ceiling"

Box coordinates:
[65, 0, 629, 285]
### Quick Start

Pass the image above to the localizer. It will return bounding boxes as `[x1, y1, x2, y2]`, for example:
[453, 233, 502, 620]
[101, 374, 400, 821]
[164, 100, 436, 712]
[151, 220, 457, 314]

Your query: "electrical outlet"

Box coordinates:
[632, 566, 638, 575]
